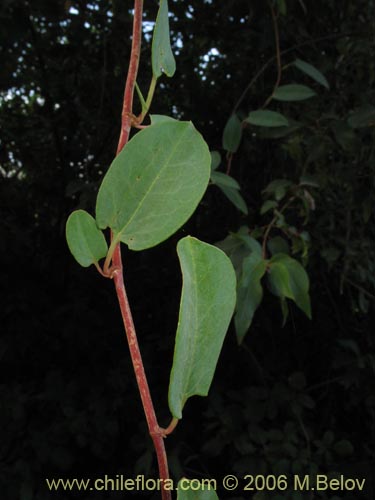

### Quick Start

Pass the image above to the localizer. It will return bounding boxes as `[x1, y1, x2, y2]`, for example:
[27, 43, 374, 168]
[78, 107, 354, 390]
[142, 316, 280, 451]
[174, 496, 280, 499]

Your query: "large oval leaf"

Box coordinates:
[96, 121, 211, 251]
[273, 84, 316, 101]
[66, 210, 108, 268]
[152, 0, 176, 78]
[168, 237, 236, 419]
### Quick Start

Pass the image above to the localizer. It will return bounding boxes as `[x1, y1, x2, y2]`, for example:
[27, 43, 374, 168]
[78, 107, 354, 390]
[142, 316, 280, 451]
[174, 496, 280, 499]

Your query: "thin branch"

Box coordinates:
[110, 2, 172, 499]
[232, 31, 366, 114]
[262, 3, 282, 109]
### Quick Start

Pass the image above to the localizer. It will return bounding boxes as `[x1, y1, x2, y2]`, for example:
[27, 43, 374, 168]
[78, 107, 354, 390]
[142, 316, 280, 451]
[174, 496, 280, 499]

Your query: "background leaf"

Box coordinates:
[235, 253, 268, 343]
[247, 110, 289, 127]
[222, 114, 242, 152]
[217, 185, 248, 214]
[96, 121, 211, 251]
[210, 171, 241, 190]
[152, 0, 176, 78]
[210, 151, 221, 171]
[168, 237, 236, 419]
[294, 59, 330, 89]
[66, 210, 108, 268]
[273, 84, 317, 101]
[268, 254, 311, 319]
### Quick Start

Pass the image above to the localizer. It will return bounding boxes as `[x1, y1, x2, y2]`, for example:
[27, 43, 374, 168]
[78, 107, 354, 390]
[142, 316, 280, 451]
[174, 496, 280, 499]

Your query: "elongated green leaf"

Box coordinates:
[177, 479, 219, 500]
[218, 185, 248, 215]
[273, 84, 316, 101]
[96, 121, 210, 251]
[66, 210, 108, 268]
[294, 59, 330, 89]
[211, 171, 240, 190]
[152, 0, 176, 78]
[222, 114, 242, 152]
[168, 237, 236, 419]
[235, 253, 268, 343]
[268, 254, 311, 319]
[247, 110, 289, 127]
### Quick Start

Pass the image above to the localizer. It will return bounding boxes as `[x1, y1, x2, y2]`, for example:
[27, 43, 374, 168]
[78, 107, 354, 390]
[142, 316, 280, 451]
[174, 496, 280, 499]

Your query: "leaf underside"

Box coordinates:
[152, 0, 176, 78]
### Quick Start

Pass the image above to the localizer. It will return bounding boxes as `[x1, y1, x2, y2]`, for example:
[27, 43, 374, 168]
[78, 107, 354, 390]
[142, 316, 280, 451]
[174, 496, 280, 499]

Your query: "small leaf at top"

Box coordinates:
[273, 84, 316, 101]
[152, 0, 176, 78]
[66, 210, 108, 268]
[247, 110, 289, 128]
[294, 59, 330, 89]
[96, 121, 211, 251]
[222, 114, 242, 153]
[168, 237, 236, 419]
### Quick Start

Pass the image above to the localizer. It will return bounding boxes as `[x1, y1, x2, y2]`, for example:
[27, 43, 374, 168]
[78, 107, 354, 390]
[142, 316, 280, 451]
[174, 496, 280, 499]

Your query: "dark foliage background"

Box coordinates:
[1, 1, 374, 499]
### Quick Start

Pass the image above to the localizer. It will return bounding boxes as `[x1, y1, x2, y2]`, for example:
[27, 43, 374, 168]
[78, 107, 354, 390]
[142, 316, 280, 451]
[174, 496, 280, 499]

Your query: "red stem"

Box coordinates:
[111, 2, 172, 499]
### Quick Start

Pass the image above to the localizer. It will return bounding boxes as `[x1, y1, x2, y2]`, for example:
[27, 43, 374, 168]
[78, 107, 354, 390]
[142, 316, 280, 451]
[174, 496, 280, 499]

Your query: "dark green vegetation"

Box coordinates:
[1, 1, 374, 499]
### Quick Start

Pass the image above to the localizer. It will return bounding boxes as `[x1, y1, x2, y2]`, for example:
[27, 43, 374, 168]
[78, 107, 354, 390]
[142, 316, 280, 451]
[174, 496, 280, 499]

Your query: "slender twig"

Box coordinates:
[110, 2, 172, 499]
[343, 277, 375, 301]
[262, 197, 295, 258]
[232, 31, 365, 114]
[262, 3, 282, 109]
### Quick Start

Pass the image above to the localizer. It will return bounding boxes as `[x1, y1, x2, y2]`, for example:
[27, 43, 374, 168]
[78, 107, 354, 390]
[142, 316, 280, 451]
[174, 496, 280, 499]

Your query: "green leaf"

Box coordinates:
[216, 227, 260, 276]
[258, 121, 302, 139]
[293, 59, 330, 89]
[66, 210, 108, 268]
[168, 237, 236, 419]
[263, 179, 292, 201]
[333, 439, 354, 457]
[299, 175, 319, 188]
[268, 236, 289, 256]
[150, 114, 177, 125]
[247, 110, 289, 127]
[235, 253, 267, 343]
[211, 171, 240, 190]
[276, 0, 287, 15]
[177, 479, 219, 500]
[347, 106, 375, 128]
[217, 185, 248, 214]
[273, 84, 316, 101]
[222, 114, 242, 152]
[210, 150, 221, 171]
[152, 0, 176, 78]
[260, 200, 278, 215]
[268, 254, 311, 319]
[96, 121, 210, 251]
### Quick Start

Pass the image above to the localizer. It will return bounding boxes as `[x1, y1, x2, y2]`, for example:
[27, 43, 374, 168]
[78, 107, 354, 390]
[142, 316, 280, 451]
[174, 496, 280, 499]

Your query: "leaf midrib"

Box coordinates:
[114, 124, 190, 242]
